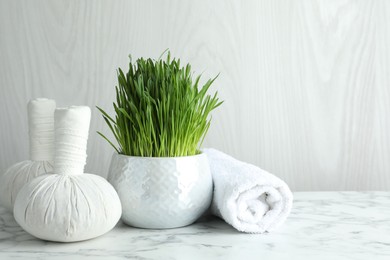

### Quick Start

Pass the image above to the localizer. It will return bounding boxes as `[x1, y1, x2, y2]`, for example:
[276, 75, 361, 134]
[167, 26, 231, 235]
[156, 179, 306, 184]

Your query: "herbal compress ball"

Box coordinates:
[14, 106, 122, 242]
[0, 98, 55, 210]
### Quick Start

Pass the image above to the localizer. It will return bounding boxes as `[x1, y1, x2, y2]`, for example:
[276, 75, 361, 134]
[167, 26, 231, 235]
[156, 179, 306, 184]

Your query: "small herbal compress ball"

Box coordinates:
[0, 98, 55, 210]
[14, 106, 122, 242]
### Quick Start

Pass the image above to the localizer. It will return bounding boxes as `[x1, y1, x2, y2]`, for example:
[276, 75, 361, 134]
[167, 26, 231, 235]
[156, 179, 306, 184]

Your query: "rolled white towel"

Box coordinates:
[203, 148, 293, 233]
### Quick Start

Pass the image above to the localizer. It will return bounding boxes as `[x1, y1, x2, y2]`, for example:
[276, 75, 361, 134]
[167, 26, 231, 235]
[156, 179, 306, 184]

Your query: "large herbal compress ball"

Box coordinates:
[0, 98, 55, 210]
[13, 106, 122, 242]
[14, 173, 121, 242]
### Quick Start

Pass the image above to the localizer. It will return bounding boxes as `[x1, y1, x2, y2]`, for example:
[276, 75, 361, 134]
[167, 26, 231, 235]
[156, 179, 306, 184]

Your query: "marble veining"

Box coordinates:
[1, 192, 390, 259]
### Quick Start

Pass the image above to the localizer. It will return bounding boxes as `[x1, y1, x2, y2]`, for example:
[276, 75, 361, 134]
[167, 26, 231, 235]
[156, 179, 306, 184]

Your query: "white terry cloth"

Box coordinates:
[203, 148, 293, 233]
[14, 106, 122, 242]
[0, 98, 55, 210]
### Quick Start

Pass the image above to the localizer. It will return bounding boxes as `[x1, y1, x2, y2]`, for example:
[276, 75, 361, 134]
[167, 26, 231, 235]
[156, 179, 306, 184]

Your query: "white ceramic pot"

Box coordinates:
[107, 153, 213, 229]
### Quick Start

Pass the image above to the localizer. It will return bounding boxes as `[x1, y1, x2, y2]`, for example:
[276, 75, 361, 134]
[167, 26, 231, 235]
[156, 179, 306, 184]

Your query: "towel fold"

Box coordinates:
[203, 148, 293, 233]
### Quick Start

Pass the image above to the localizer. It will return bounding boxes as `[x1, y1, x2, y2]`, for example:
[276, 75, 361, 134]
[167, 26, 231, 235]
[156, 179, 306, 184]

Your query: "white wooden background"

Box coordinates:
[0, 0, 389, 191]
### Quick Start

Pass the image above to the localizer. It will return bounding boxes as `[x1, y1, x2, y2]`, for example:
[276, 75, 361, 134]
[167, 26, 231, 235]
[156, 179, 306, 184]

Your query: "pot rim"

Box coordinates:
[112, 151, 207, 160]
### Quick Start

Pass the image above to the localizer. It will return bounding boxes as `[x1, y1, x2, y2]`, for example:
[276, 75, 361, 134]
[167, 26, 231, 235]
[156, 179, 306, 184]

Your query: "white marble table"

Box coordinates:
[1, 192, 389, 260]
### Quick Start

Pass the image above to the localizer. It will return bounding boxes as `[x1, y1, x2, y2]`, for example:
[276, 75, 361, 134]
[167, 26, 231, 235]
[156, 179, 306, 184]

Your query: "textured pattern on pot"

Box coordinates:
[108, 153, 213, 229]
